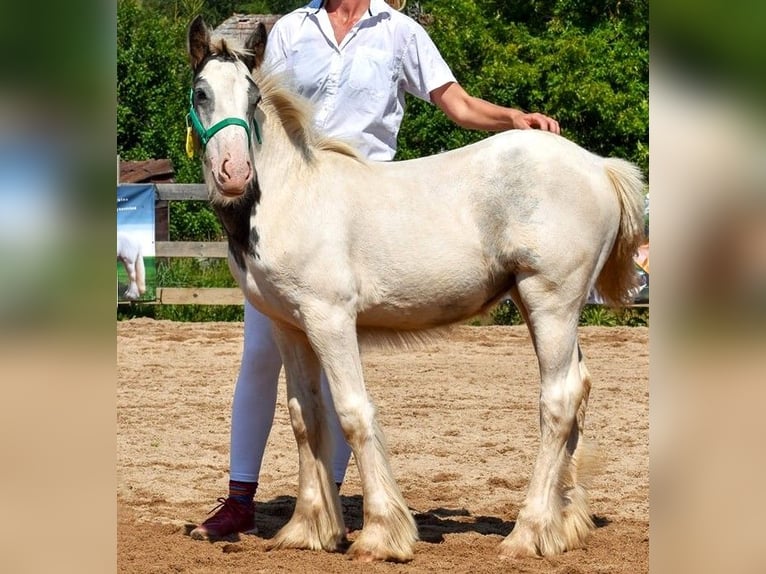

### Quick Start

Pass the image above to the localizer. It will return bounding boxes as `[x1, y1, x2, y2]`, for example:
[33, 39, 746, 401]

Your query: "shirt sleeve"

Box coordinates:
[262, 18, 289, 75]
[400, 22, 457, 102]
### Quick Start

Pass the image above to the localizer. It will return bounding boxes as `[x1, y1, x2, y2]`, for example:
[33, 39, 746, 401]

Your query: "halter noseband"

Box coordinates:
[186, 88, 262, 154]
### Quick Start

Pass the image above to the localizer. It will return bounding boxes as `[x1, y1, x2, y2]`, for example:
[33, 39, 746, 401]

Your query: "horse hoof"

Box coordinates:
[498, 529, 540, 559]
[347, 547, 391, 563]
[347, 539, 413, 563]
[348, 550, 378, 563]
[498, 546, 540, 560]
[498, 545, 540, 560]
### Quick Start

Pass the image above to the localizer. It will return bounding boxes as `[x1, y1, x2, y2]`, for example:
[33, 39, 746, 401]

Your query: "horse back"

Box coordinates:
[320, 131, 623, 325]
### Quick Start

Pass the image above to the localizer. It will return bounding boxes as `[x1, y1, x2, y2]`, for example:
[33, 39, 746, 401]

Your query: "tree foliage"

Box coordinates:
[397, 0, 648, 174]
[118, 0, 212, 241]
[118, 0, 648, 241]
[117, 0, 201, 183]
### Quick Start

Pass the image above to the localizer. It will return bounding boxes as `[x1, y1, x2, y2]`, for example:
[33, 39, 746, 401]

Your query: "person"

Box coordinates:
[191, 0, 559, 540]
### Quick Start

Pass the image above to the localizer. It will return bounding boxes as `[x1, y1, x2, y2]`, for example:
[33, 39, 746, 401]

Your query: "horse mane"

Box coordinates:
[208, 34, 252, 64]
[252, 69, 363, 162]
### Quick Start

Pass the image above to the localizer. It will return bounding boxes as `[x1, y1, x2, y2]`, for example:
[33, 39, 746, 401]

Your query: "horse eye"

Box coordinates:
[194, 89, 208, 104]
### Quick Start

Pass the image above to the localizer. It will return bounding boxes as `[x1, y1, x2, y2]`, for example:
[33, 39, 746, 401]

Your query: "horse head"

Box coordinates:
[186, 16, 267, 204]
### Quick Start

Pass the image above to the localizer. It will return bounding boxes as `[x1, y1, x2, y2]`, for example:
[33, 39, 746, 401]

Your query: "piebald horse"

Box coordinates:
[186, 16, 645, 562]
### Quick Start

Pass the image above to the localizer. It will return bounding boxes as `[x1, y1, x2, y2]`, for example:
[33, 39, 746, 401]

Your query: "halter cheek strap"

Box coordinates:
[186, 89, 262, 152]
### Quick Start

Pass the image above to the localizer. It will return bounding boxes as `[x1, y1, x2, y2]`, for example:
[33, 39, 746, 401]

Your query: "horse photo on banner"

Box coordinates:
[117, 184, 156, 302]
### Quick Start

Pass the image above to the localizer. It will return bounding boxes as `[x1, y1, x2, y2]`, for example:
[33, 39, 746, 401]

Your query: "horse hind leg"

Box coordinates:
[500, 283, 595, 558]
[268, 325, 346, 553]
[560, 347, 598, 550]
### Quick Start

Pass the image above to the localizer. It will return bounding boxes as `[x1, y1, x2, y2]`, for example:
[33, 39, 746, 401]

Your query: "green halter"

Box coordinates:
[186, 89, 262, 149]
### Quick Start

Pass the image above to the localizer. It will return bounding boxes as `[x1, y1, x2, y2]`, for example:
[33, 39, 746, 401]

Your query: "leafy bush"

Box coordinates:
[490, 299, 524, 325]
[579, 304, 648, 326]
[397, 0, 648, 174]
[117, 0, 201, 184]
[169, 201, 224, 241]
[489, 299, 648, 327]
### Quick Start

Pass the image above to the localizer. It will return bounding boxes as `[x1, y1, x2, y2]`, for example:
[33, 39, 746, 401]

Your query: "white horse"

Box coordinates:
[186, 17, 645, 562]
[117, 232, 146, 300]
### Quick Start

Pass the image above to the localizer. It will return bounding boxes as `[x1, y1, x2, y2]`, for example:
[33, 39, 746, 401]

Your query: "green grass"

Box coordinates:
[154, 257, 237, 289]
[117, 258, 244, 321]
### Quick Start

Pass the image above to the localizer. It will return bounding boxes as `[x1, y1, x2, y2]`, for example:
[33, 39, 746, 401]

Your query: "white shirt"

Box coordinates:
[263, 0, 456, 160]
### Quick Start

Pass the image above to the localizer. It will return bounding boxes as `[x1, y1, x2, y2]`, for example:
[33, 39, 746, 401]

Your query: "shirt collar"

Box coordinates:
[303, 0, 392, 17]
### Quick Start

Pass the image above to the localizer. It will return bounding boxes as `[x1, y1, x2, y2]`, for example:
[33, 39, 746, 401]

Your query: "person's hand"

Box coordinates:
[514, 112, 560, 135]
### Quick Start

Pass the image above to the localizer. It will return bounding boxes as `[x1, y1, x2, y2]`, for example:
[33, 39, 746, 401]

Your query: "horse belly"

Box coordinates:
[356, 263, 509, 329]
[348, 208, 512, 328]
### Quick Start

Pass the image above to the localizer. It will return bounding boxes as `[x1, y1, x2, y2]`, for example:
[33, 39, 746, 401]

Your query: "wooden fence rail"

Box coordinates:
[154, 183, 243, 305]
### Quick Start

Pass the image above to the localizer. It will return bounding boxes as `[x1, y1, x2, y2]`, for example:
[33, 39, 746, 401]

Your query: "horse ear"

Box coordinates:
[187, 15, 211, 71]
[244, 22, 268, 71]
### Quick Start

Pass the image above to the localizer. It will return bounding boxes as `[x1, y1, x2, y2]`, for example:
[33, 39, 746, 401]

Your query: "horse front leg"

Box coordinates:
[304, 308, 418, 562]
[269, 323, 346, 553]
[120, 258, 140, 300]
[499, 307, 595, 559]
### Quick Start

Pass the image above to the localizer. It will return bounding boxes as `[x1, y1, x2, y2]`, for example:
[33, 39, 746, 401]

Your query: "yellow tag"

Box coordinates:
[185, 126, 195, 158]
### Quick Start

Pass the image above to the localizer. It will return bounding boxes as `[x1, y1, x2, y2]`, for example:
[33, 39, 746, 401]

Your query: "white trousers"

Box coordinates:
[229, 300, 352, 484]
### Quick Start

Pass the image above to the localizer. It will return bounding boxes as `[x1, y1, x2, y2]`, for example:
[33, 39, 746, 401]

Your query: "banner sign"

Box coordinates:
[117, 184, 156, 302]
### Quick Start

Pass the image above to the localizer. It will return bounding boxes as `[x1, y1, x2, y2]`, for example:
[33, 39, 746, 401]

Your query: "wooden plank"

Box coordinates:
[155, 200, 169, 241]
[155, 183, 209, 201]
[119, 158, 174, 183]
[158, 287, 244, 305]
[155, 241, 229, 258]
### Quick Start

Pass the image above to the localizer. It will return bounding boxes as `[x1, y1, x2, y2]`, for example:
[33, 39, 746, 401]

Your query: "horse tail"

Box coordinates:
[594, 158, 646, 307]
[135, 246, 146, 295]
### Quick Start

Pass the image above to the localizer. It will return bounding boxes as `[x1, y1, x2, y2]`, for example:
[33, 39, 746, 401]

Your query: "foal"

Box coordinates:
[186, 16, 645, 562]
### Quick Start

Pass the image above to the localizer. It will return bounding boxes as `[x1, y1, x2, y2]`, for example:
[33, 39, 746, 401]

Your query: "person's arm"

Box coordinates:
[430, 82, 560, 134]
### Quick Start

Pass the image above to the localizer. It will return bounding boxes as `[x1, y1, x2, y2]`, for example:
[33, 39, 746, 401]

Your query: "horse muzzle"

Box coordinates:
[212, 154, 253, 197]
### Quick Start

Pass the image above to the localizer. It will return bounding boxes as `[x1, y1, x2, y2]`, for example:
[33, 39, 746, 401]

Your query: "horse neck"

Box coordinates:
[254, 104, 315, 189]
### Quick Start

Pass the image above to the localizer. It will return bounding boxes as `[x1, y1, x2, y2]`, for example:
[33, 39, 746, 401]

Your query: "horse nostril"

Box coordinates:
[220, 158, 232, 181]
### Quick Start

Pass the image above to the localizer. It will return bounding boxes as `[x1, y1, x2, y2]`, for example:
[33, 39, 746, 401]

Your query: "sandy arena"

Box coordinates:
[117, 319, 648, 573]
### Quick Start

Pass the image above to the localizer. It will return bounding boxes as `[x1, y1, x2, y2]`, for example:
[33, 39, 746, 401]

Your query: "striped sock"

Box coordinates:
[229, 480, 257, 505]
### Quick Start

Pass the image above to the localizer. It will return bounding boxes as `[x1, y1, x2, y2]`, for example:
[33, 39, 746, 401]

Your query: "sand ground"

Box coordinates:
[117, 319, 648, 573]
